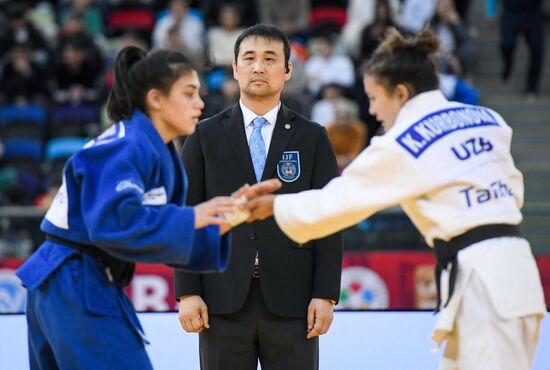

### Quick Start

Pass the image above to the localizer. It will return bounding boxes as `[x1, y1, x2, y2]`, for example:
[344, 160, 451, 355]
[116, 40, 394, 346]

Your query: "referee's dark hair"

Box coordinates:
[234, 24, 291, 73]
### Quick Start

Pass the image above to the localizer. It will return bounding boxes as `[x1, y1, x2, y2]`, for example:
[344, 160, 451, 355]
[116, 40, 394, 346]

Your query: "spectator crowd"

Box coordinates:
[6, 0, 546, 256]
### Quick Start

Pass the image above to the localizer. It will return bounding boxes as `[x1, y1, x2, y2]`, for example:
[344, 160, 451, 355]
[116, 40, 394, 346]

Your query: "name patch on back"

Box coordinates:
[396, 107, 499, 158]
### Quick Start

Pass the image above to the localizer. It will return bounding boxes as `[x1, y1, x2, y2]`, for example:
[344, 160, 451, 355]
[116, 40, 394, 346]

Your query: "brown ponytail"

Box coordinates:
[362, 28, 440, 96]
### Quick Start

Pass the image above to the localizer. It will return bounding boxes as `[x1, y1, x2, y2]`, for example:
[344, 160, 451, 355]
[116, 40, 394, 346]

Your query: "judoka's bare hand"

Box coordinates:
[194, 196, 236, 232]
[306, 298, 334, 339]
[232, 179, 282, 201]
[178, 295, 209, 333]
[246, 195, 276, 222]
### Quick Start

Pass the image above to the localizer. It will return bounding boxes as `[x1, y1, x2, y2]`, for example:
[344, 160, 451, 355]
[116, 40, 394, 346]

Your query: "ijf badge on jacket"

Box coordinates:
[277, 151, 300, 182]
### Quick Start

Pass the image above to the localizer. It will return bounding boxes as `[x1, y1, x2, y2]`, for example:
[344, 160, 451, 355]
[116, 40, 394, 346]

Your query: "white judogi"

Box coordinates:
[273, 90, 546, 368]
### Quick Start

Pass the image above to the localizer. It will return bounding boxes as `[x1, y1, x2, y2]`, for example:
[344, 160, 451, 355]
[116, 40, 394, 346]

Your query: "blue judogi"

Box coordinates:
[17, 110, 231, 369]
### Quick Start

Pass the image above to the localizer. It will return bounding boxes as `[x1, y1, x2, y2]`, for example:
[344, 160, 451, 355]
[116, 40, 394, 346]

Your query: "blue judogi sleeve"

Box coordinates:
[67, 132, 230, 272]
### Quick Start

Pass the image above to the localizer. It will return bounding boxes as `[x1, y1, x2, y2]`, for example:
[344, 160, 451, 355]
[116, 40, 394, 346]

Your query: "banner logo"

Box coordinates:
[337, 266, 389, 309]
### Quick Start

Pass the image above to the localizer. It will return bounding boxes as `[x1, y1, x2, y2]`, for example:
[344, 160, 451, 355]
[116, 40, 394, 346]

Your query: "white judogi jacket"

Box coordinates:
[274, 91, 546, 333]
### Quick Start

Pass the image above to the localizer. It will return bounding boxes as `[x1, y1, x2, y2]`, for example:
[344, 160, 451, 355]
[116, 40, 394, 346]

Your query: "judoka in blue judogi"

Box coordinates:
[17, 47, 238, 370]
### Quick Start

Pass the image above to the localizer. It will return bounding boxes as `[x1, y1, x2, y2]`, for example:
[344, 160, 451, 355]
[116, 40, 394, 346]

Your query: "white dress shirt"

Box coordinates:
[240, 100, 280, 153]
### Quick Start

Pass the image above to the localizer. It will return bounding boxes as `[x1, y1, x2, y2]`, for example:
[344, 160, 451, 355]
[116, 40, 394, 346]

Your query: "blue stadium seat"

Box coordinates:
[45, 137, 88, 162]
[3, 138, 43, 161]
[0, 104, 47, 140]
[51, 104, 100, 137]
[1, 139, 44, 185]
[44, 137, 88, 186]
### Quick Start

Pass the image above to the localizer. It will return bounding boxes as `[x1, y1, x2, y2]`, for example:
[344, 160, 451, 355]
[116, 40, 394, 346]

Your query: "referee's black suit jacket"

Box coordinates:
[174, 103, 343, 319]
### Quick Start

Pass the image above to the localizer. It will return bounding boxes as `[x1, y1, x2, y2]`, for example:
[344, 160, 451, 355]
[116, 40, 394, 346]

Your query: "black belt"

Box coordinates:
[433, 223, 521, 312]
[45, 234, 135, 287]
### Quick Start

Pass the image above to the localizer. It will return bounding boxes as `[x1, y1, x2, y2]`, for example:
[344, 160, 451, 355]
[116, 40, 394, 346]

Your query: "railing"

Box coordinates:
[0, 206, 46, 218]
[5, 203, 547, 259]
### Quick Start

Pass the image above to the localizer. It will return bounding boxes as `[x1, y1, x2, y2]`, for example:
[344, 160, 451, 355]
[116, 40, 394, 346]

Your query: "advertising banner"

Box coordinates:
[2, 252, 550, 313]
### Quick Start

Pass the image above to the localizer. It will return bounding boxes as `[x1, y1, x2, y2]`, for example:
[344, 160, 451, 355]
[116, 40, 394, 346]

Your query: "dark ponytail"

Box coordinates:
[107, 46, 146, 122]
[362, 28, 440, 97]
[107, 46, 196, 122]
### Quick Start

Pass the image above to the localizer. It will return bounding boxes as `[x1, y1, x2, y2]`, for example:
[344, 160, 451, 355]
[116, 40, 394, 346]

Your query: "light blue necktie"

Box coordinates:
[249, 117, 267, 182]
